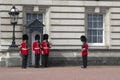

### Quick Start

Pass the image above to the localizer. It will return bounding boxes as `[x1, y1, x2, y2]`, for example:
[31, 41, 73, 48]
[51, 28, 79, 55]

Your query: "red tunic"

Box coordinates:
[33, 41, 41, 54]
[82, 43, 88, 56]
[42, 41, 50, 54]
[20, 42, 28, 55]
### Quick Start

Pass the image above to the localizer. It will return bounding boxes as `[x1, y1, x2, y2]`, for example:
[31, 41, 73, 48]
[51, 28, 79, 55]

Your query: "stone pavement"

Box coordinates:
[0, 66, 120, 80]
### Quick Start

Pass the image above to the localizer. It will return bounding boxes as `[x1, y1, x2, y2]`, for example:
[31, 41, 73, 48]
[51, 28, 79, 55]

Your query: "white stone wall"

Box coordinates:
[110, 8, 120, 49]
[50, 6, 85, 49]
[0, 0, 120, 50]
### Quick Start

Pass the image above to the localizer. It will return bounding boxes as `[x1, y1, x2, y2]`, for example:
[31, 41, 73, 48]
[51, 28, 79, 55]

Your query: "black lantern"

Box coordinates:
[8, 6, 19, 47]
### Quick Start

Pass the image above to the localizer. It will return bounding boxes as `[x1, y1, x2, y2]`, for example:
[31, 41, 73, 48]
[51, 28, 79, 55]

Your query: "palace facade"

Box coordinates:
[0, 0, 120, 66]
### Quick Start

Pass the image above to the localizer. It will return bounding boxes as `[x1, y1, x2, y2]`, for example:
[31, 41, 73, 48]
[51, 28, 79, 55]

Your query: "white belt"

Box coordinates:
[34, 48, 40, 49]
[43, 47, 49, 49]
[21, 48, 28, 50]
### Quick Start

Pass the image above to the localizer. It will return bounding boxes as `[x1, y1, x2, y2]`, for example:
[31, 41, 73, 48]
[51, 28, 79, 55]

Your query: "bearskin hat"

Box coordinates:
[43, 34, 49, 40]
[80, 35, 87, 42]
[35, 34, 40, 40]
[22, 34, 28, 41]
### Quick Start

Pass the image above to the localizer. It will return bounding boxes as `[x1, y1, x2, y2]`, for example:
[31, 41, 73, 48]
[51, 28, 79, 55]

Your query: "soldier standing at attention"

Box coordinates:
[80, 35, 88, 68]
[42, 34, 51, 67]
[19, 34, 29, 69]
[33, 34, 41, 68]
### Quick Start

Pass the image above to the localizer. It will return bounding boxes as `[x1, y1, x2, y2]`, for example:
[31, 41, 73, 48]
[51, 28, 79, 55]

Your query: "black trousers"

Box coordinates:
[82, 55, 87, 68]
[42, 54, 49, 67]
[35, 54, 40, 68]
[22, 55, 28, 68]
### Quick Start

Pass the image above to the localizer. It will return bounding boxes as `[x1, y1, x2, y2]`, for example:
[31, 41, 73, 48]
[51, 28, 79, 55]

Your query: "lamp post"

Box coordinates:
[8, 6, 19, 47]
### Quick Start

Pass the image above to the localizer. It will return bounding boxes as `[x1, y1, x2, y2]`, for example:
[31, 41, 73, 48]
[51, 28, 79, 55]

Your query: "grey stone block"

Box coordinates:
[1, 56, 22, 67]
[0, 61, 5, 67]
[49, 57, 120, 66]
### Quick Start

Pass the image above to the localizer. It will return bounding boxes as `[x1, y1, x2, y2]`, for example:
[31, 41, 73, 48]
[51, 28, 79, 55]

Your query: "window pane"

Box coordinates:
[93, 30, 97, 36]
[88, 22, 92, 28]
[26, 13, 31, 20]
[99, 22, 103, 28]
[98, 36, 103, 43]
[88, 35, 92, 43]
[93, 36, 97, 43]
[88, 30, 92, 36]
[26, 13, 32, 24]
[93, 22, 97, 28]
[99, 14, 103, 22]
[32, 13, 37, 20]
[98, 30, 103, 35]
[38, 14, 43, 21]
[93, 15, 97, 22]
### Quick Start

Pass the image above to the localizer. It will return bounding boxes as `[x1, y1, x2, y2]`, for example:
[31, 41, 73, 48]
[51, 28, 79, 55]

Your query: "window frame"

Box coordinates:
[86, 13, 105, 46]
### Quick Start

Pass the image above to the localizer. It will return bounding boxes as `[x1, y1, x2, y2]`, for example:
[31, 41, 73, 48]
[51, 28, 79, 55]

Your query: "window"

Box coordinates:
[26, 13, 43, 24]
[87, 14, 104, 45]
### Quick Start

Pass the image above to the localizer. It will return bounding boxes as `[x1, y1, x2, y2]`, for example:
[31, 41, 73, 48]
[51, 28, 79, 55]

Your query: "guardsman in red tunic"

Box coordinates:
[19, 34, 29, 69]
[80, 35, 88, 68]
[42, 34, 51, 67]
[33, 34, 41, 68]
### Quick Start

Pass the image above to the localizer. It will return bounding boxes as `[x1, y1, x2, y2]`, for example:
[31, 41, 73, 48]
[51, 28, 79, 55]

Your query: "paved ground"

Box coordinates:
[0, 66, 120, 80]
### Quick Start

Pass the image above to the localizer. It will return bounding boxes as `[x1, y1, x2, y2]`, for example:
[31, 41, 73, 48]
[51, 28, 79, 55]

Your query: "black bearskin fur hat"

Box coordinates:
[80, 35, 87, 42]
[23, 34, 28, 41]
[35, 34, 40, 40]
[43, 34, 49, 40]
